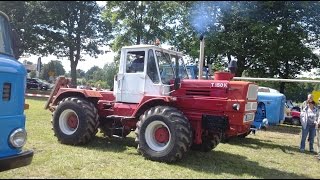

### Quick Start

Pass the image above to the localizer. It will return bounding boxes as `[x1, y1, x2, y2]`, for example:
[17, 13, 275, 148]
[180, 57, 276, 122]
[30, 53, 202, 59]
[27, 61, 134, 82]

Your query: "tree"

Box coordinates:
[40, 60, 65, 82]
[85, 66, 102, 81]
[29, 70, 36, 78]
[204, 1, 319, 93]
[24, 1, 112, 86]
[76, 69, 86, 79]
[250, 2, 319, 93]
[103, 62, 118, 89]
[102, 1, 180, 52]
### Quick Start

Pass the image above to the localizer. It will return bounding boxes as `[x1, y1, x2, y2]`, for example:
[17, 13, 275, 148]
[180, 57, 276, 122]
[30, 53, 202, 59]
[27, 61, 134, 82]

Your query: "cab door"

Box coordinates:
[115, 49, 146, 103]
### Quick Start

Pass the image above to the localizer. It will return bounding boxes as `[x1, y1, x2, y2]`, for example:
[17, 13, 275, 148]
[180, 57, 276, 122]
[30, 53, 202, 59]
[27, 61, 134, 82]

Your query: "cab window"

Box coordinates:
[126, 51, 145, 73]
[147, 49, 160, 83]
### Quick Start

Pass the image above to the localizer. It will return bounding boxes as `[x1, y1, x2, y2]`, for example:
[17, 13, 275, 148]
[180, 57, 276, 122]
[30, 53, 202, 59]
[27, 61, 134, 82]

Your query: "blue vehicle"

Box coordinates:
[0, 11, 33, 171]
[251, 87, 286, 132]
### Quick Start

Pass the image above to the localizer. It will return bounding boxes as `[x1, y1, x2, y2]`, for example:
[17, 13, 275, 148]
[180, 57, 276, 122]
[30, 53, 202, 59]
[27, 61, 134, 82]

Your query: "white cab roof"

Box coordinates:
[121, 44, 184, 56]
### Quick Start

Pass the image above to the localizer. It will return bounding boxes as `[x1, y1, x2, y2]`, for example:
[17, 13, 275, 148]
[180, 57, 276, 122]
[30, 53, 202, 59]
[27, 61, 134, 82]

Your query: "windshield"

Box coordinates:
[0, 14, 13, 56]
[157, 51, 174, 84]
[171, 55, 189, 79]
[157, 50, 189, 84]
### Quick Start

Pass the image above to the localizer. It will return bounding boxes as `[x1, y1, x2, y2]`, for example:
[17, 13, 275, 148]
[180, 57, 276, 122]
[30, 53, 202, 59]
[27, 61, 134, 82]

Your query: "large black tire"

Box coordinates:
[135, 106, 192, 163]
[52, 97, 99, 145]
[292, 117, 301, 126]
[191, 131, 222, 152]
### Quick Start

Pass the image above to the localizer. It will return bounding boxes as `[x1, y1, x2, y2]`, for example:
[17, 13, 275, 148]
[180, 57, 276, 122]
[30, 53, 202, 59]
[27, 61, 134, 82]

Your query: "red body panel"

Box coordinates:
[52, 88, 102, 105]
[171, 79, 256, 138]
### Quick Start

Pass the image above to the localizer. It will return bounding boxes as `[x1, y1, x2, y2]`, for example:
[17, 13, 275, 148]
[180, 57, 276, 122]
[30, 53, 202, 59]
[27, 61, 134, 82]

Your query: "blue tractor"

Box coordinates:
[0, 11, 33, 171]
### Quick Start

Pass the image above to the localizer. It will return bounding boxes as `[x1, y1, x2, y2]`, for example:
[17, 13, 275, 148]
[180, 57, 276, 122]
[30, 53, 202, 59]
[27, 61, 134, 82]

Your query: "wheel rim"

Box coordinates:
[145, 120, 171, 152]
[59, 109, 79, 135]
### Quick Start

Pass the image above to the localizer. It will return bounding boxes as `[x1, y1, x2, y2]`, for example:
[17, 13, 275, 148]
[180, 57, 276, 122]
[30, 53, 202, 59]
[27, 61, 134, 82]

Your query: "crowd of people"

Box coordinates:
[299, 94, 320, 160]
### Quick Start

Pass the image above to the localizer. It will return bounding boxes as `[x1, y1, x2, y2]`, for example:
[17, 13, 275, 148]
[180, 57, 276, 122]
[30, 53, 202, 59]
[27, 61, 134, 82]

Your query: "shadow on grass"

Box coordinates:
[178, 150, 309, 179]
[77, 133, 308, 178]
[226, 137, 299, 154]
[265, 124, 301, 135]
[83, 134, 138, 153]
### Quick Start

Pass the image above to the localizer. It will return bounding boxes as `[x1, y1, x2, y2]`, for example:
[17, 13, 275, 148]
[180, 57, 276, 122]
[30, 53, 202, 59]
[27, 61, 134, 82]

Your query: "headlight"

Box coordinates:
[9, 128, 27, 148]
[243, 113, 255, 122]
[232, 103, 240, 111]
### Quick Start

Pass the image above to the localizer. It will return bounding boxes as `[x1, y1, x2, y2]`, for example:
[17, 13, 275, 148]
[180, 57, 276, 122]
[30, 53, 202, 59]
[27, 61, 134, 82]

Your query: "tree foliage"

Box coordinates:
[102, 1, 180, 52]
[176, 1, 320, 93]
[21, 1, 111, 86]
[84, 62, 117, 89]
[2, 1, 320, 95]
[29, 70, 36, 78]
[39, 60, 66, 82]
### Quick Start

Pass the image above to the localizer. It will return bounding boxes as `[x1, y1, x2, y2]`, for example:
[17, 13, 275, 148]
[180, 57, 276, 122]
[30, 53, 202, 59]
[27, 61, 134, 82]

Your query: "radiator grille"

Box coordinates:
[3, 83, 11, 101]
[186, 90, 210, 96]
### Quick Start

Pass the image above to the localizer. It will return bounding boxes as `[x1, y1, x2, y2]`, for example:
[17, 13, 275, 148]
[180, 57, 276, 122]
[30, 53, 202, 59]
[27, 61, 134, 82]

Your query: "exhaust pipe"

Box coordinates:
[198, 34, 205, 80]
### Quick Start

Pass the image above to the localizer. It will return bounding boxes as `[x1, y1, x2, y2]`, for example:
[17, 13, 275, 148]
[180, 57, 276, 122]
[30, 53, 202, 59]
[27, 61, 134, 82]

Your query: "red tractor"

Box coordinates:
[45, 44, 258, 163]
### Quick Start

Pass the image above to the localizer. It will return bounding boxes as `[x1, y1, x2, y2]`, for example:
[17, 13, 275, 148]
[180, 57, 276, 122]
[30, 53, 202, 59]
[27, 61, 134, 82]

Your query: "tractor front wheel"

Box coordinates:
[135, 106, 192, 163]
[52, 97, 99, 145]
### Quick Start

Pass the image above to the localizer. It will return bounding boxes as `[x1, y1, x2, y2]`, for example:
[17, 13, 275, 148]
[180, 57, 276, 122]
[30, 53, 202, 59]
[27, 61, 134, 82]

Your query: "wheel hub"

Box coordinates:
[67, 114, 78, 129]
[155, 127, 169, 143]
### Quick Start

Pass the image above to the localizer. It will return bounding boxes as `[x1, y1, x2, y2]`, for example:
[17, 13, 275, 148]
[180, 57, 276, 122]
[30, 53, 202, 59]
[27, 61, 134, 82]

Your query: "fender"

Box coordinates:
[51, 88, 102, 108]
[132, 95, 177, 118]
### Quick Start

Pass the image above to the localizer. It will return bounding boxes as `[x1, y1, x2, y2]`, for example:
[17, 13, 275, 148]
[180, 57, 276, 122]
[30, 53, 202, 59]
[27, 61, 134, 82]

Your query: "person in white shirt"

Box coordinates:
[300, 100, 318, 153]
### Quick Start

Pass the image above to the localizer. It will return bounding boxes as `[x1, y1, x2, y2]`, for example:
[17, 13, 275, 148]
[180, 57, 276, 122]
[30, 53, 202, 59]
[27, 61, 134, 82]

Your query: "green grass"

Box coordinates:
[1, 97, 319, 178]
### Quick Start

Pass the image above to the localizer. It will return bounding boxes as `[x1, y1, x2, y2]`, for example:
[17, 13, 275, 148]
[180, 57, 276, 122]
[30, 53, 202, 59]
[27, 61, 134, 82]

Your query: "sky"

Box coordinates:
[19, 48, 116, 72]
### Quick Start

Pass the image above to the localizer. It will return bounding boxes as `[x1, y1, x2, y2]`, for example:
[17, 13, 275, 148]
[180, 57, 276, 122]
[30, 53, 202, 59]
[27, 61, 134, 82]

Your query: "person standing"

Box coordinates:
[300, 94, 314, 111]
[316, 115, 320, 159]
[300, 100, 318, 153]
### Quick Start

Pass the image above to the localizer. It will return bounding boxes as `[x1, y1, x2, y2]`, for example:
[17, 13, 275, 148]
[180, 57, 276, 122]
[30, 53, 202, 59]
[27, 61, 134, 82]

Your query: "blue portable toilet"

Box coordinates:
[253, 88, 286, 127]
[251, 102, 268, 131]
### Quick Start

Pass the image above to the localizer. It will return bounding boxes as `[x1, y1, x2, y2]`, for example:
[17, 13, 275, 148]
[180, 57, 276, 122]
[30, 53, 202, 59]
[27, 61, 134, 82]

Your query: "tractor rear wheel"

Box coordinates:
[52, 97, 99, 145]
[135, 106, 192, 163]
[191, 132, 222, 152]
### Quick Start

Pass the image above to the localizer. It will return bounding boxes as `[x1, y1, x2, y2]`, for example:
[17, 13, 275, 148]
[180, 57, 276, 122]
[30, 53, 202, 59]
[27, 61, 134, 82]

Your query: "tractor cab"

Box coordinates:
[113, 45, 189, 103]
